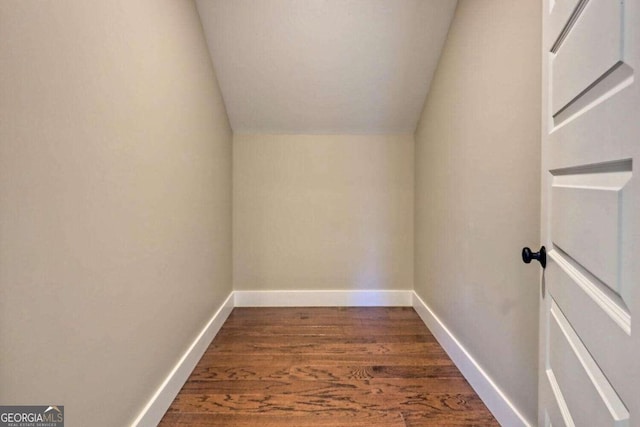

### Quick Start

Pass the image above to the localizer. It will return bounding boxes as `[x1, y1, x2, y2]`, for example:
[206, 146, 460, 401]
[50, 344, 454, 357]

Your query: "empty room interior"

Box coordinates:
[3, 0, 558, 425]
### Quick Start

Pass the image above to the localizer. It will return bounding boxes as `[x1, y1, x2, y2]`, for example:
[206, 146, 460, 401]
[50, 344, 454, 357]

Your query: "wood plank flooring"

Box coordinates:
[159, 307, 498, 426]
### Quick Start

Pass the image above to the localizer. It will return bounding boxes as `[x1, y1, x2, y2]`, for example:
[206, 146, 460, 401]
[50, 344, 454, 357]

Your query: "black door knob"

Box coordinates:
[522, 246, 546, 268]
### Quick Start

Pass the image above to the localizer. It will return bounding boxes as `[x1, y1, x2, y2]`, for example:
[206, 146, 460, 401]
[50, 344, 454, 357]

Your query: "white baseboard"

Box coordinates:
[412, 292, 531, 427]
[234, 289, 413, 307]
[131, 292, 234, 427]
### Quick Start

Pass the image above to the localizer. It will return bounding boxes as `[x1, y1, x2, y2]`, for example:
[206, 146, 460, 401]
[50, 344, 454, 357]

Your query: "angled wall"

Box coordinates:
[0, 1, 232, 425]
[414, 0, 541, 423]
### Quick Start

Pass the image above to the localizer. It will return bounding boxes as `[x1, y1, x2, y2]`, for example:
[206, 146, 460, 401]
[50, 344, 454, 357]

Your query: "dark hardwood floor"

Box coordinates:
[159, 307, 498, 426]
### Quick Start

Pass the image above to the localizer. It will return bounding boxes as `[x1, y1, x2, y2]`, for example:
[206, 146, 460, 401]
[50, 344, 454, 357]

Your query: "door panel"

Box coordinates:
[550, 167, 631, 294]
[547, 254, 629, 395]
[540, 0, 639, 425]
[549, 301, 629, 427]
[551, 0, 623, 115]
[544, 369, 574, 427]
[548, 0, 582, 49]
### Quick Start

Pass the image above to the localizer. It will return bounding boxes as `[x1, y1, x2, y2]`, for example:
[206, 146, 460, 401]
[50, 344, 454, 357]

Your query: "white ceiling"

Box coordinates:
[196, 0, 458, 134]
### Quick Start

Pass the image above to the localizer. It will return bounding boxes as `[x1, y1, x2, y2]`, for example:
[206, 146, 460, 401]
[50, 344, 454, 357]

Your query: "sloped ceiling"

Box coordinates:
[196, 0, 458, 134]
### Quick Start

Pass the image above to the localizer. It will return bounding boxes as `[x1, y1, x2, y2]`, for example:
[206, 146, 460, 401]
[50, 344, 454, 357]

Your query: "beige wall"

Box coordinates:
[234, 134, 414, 291]
[0, 1, 232, 426]
[414, 0, 541, 423]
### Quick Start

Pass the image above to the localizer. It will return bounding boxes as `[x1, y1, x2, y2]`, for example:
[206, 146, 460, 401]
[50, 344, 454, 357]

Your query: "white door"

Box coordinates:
[538, 0, 640, 426]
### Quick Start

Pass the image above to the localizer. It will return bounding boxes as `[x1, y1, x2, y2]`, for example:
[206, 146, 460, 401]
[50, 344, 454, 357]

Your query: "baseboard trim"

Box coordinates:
[412, 292, 531, 427]
[234, 290, 413, 307]
[131, 292, 234, 427]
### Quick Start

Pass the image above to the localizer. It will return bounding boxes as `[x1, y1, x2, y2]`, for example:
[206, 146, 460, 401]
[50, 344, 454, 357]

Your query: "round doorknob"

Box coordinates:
[522, 246, 546, 268]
